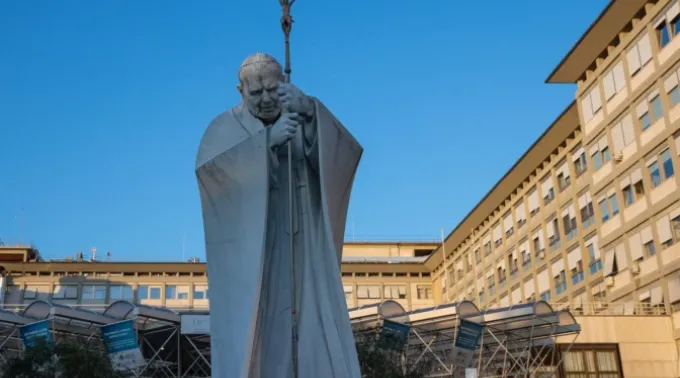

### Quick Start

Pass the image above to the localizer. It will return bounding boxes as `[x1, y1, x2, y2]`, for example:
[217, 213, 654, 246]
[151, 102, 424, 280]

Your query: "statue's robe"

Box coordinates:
[195, 98, 362, 378]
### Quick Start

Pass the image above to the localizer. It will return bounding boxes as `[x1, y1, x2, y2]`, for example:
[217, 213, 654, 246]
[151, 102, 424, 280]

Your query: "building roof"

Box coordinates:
[424, 102, 579, 270]
[545, 0, 647, 83]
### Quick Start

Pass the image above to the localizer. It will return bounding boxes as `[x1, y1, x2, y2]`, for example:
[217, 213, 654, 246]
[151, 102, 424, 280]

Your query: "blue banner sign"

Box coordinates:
[381, 319, 410, 349]
[100, 320, 146, 371]
[454, 319, 483, 351]
[20, 320, 53, 349]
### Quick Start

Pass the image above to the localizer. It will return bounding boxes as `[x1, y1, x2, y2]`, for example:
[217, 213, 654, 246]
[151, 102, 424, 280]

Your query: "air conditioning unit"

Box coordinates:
[630, 261, 641, 275]
[538, 250, 546, 260]
[605, 276, 615, 287]
[613, 152, 623, 162]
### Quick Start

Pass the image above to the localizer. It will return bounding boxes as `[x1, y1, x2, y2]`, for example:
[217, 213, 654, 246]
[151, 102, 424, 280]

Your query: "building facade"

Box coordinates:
[0, 243, 438, 313]
[5, 0, 680, 376]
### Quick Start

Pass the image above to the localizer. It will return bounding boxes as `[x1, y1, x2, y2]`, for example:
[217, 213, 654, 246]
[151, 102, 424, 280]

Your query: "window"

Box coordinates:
[562, 205, 578, 242]
[555, 271, 567, 295]
[620, 168, 645, 207]
[649, 149, 675, 189]
[520, 239, 531, 269]
[82, 285, 106, 300]
[193, 285, 208, 300]
[655, 2, 680, 49]
[52, 285, 78, 300]
[571, 260, 585, 285]
[548, 217, 561, 251]
[541, 175, 555, 205]
[528, 188, 540, 216]
[626, 33, 653, 76]
[556, 160, 571, 191]
[532, 230, 544, 256]
[137, 285, 161, 300]
[602, 61, 626, 101]
[637, 90, 664, 132]
[562, 345, 622, 377]
[474, 248, 481, 264]
[586, 236, 603, 274]
[581, 86, 603, 123]
[357, 285, 381, 299]
[109, 285, 133, 300]
[611, 114, 636, 153]
[598, 191, 619, 223]
[416, 286, 433, 300]
[657, 210, 680, 249]
[503, 212, 513, 238]
[572, 145, 588, 176]
[664, 66, 680, 107]
[384, 285, 407, 299]
[493, 223, 503, 247]
[540, 291, 552, 302]
[515, 201, 527, 229]
[590, 137, 610, 171]
[487, 274, 496, 296]
[165, 285, 190, 300]
[579, 192, 595, 229]
[483, 241, 491, 256]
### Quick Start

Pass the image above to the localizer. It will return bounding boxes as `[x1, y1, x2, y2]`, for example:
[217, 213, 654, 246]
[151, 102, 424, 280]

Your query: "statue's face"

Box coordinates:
[240, 72, 281, 123]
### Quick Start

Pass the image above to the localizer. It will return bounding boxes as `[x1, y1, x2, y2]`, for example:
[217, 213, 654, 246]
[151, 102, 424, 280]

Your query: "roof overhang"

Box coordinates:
[546, 0, 648, 83]
[424, 101, 579, 271]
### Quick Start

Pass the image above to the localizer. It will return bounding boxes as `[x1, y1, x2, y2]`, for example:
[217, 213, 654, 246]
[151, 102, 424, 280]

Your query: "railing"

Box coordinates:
[549, 301, 669, 316]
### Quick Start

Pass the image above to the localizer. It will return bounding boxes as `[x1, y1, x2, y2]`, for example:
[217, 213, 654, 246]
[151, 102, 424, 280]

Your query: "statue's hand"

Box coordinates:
[278, 83, 314, 118]
[268, 112, 302, 149]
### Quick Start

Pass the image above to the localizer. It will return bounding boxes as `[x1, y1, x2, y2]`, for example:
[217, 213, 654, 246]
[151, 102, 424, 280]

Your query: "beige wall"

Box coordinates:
[558, 316, 678, 378]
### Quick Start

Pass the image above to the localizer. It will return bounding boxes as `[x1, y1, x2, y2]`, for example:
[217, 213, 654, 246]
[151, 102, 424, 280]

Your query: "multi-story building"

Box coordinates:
[0, 243, 437, 313]
[8, 0, 680, 376]
[426, 0, 680, 322]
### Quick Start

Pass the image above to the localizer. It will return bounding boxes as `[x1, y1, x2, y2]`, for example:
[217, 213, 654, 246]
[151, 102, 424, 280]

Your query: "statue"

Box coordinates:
[195, 53, 363, 378]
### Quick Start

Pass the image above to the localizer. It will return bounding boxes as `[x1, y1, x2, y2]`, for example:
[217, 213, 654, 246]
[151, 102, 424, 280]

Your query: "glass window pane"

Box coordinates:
[150, 287, 161, 299]
[593, 153, 603, 170]
[660, 25, 671, 47]
[662, 150, 675, 179]
[652, 96, 663, 120]
[650, 161, 662, 187]
[671, 87, 680, 106]
[610, 195, 619, 216]
[166, 285, 177, 300]
[641, 113, 652, 131]
[138, 285, 149, 300]
[602, 147, 611, 163]
[599, 200, 609, 222]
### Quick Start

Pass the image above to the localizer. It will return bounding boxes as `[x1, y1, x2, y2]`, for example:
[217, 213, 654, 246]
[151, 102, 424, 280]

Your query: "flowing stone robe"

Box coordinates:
[196, 98, 363, 378]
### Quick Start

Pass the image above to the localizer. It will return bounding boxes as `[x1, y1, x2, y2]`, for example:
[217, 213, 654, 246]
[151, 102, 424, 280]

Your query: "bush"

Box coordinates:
[355, 330, 436, 378]
[0, 339, 124, 378]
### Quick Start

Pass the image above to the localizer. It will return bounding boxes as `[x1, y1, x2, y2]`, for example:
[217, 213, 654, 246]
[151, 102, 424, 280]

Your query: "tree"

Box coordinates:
[0, 339, 124, 378]
[355, 330, 437, 378]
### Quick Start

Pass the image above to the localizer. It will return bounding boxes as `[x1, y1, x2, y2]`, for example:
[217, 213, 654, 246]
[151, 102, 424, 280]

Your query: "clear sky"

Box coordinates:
[0, 0, 608, 262]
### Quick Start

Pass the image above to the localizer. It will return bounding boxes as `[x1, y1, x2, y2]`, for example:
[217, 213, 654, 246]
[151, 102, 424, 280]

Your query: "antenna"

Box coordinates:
[91, 247, 97, 262]
[106, 251, 112, 263]
[352, 219, 355, 242]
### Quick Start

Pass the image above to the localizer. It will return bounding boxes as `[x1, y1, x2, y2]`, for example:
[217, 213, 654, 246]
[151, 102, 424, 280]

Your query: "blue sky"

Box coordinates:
[0, 0, 607, 261]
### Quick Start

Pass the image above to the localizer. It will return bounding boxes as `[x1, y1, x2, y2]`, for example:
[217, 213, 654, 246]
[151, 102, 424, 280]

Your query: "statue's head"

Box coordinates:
[237, 53, 285, 123]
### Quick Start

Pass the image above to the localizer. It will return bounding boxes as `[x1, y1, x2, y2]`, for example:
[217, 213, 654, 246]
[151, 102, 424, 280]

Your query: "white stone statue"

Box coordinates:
[195, 53, 362, 378]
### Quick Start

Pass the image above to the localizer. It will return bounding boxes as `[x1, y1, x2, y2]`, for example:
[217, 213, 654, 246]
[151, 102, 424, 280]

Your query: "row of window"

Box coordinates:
[13, 284, 209, 302]
[344, 284, 433, 301]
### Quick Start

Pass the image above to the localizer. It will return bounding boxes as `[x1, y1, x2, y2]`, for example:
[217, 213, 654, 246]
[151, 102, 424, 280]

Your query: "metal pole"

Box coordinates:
[279, 1, 299, 377]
